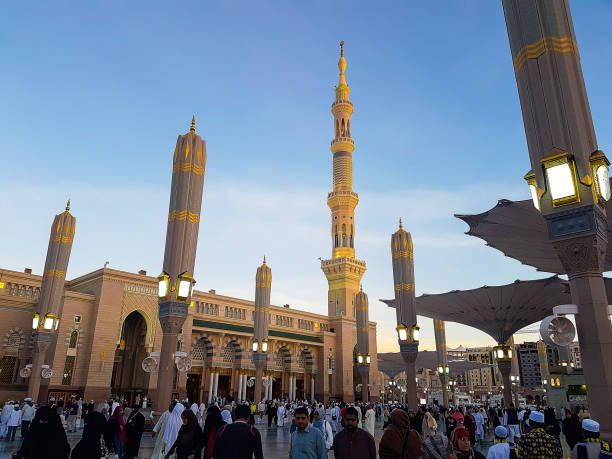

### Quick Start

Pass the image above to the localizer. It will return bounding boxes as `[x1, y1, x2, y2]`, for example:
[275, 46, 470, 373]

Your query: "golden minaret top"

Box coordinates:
[190, 115, 196, 133]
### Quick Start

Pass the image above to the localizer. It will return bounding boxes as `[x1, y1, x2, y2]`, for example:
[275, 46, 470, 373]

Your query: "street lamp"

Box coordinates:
[396, 324, 408, 342]
[157, 273, 170, 300]
[591, 152, 611, 202]
[34, 312, 60, 332]
[176, 272, 194, 301]
[31, 313, 40, 330]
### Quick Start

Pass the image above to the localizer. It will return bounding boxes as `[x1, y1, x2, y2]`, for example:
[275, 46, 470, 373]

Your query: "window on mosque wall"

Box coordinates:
[297, 354, 304, 368]
[62, 356, 75, 385]
[190, 341, 204, 361]
[5, 332, 20, 353]
[0, 356, 16, 384]
[223, 345, 235, 363]
[69, 331, 78, 349]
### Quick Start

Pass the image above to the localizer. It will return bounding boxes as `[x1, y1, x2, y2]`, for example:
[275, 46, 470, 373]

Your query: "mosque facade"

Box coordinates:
[0, 43, 379, 406]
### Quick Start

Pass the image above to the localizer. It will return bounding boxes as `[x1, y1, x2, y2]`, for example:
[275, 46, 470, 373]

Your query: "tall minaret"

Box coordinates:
[28, 201, 76, 402]
[322, 41, 366, 318]
[321, 42, 366, 401]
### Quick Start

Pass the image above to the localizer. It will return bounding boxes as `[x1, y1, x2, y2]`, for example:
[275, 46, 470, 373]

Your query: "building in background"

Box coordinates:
[569, 342, 582, 369]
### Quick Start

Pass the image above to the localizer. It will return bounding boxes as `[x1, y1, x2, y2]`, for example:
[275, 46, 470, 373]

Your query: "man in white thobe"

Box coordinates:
[1, 402, 14, 438]
[364, 405, 376, 437]
[277, 404, 285, 427]
[151, 401, 176, 459]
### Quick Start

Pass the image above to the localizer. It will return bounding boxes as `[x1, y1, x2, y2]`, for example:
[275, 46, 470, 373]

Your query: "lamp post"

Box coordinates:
[493, 344, 514, 407]
[253, 257, 271, 404]
[436, 364, 450, 407]
[355, 287, 371, 403]
[448, 377, 457, 405]
[502, 0, 612, 439]
[156, 117, 207, 406]
[390, 219, 419, 410]
[434, 319, 449, 407]
[28, 201, 75, 402]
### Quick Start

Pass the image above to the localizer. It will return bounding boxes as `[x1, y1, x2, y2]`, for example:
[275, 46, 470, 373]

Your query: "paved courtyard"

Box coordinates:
[0, 416, 571, 458]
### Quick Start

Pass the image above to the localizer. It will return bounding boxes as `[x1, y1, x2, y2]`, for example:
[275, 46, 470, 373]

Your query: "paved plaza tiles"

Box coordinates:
[0, 416, 501, 459]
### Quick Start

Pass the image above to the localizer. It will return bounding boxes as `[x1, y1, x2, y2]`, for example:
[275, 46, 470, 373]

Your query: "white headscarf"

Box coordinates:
[191, 403, 198, 415]
[163, 403, 185, 448]
[221, 409, 233, 424]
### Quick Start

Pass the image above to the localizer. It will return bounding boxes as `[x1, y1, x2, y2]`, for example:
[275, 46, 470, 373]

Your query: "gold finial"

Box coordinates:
[66, 199, 71, 212]
[360, 283, 363, 292]
[340, 41, 344, 57]
[263, 255, 266, 265]
[190, 115, 196, 133]
[399, 218, 403, 230]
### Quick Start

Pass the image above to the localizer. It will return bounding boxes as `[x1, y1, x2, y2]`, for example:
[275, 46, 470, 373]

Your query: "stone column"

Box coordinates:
[213, 372, 219, 399]
[359, 366, 369, 403]
[390, 221, 419, 411]
[252, 258, 270, 404]
[156, 118, 206, 407]
[157, 304, 187, 408]
[28, 201, 76, 401]
[237, 372, 243, 402]
[502, 1, 612, 440]
[497, 359, 512, 408]
[28, 336, 53, 402]
[433, 319, 449, 407]
[311, 374, 315, 402]
[254, 357, 265, 404]
[207, 370, 214, 404]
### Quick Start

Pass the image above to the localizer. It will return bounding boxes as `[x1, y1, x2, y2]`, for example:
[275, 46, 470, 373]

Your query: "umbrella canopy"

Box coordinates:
[381, 275, 570, 344]
[378, 351, 490, 379]
[454, 185, 612, 274]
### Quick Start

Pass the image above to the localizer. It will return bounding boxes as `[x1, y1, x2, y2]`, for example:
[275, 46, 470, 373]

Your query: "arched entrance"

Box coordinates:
[275, 346, 291, 399]
[186, 337, 214, 404]
[111, 311, 150, 405]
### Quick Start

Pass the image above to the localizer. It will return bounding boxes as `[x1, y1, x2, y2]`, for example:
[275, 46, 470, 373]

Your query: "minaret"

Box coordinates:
[156, 117, 207, 406]
[391, 218, 419, 410]
[252, 257, 271, 403]
[321, 42, 366, 402]
[28, 201, 76, 402]
[355, 287, 370, 402]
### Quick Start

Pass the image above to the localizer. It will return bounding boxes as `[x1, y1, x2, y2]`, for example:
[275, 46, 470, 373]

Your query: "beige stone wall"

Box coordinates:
[0, 267, 377, 403]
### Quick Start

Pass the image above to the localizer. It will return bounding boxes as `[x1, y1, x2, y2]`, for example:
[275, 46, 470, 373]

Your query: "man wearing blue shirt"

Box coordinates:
[289, 406, 327, 459]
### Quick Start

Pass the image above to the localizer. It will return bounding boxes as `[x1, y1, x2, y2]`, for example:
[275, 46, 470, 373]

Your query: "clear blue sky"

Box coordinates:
[2, 1, 611, 351]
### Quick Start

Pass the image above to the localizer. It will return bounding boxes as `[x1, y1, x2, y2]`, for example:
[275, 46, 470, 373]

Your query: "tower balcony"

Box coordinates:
[327, 190, 359, 209]
[321, 256, 367, 280]
[331, 137, 355, 154]
[331, 100, 354, 116]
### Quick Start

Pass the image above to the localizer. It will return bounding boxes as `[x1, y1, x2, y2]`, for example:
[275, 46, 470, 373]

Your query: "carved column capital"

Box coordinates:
[553, 233, 607, 276]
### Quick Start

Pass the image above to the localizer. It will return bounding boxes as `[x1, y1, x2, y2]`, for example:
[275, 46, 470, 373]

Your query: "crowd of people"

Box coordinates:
[0, 394, 609, 458]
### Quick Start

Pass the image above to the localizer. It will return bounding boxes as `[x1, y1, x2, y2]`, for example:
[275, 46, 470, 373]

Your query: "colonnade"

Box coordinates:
[236, 372, 249, 402]
[206, 370, 220, 404]
[198, 367, 316, 403]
